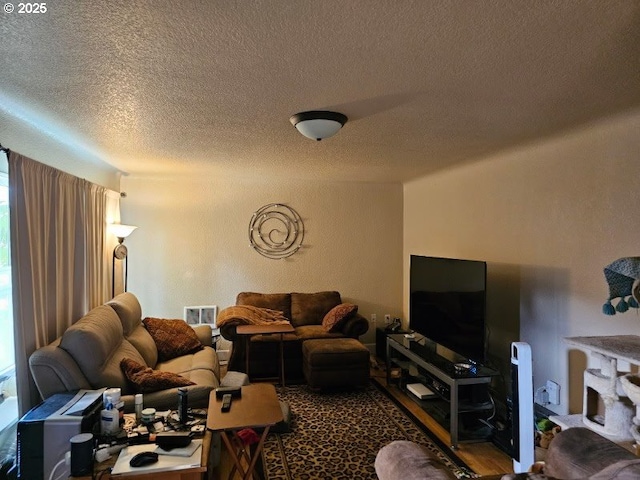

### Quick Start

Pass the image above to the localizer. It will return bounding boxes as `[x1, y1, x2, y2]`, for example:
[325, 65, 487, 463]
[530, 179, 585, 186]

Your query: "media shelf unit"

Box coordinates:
[386, 333, 499, 448]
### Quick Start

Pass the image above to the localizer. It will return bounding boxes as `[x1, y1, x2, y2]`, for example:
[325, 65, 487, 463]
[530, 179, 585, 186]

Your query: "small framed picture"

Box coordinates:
[184, 308, 201, 325]
[200, 307, 218, 325]
[184, 305, 218, 328]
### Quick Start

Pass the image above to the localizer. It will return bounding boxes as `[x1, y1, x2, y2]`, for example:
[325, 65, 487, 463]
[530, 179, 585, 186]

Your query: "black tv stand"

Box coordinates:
[386, 334, 499, 448]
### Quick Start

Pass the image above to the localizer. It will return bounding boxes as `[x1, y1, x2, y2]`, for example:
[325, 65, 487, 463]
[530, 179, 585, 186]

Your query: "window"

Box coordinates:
[0, 171, 17, 463]
[0, 174, 13, 375]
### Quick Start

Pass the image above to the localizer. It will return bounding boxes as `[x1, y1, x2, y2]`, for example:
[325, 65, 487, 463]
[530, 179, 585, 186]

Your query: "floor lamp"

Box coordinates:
[110, 224, 138, 298]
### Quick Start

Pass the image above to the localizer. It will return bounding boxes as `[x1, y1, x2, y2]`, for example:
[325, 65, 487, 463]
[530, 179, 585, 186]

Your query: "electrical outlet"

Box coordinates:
[546, 380, 560, 405]
[535, 388, 549, 405]
[371, 314, 377, 325]
[384, 314, 391, 325]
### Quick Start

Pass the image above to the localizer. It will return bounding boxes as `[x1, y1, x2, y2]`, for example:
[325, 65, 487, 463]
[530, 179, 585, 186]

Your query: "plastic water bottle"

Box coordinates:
[134, 394, 143, 423]
[100, 395, 119, 435]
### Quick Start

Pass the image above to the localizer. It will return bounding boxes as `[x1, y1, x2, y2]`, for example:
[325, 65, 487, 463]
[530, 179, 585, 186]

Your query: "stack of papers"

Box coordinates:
[111, 440, 202, 475]
[156, 441, 201, 457]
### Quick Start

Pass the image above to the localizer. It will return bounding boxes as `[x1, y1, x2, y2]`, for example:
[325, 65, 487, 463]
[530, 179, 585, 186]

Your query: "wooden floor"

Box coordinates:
[370, 365, 514, 477]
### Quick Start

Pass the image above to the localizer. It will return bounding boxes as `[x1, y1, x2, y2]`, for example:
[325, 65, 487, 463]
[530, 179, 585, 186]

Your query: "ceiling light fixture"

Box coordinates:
[289, 110, 348, 141]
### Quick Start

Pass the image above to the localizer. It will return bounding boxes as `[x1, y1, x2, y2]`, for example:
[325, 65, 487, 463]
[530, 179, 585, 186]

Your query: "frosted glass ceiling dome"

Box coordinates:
[289, 111, 348, 141]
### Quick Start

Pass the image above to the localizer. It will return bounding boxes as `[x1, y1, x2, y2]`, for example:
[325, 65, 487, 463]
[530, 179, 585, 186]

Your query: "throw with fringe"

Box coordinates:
[217, 305, 291, 327]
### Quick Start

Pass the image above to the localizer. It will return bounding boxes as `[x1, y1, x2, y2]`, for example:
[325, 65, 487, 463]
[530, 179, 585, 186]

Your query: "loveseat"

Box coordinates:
[29, 292, 221, 411]
[219, 291, 369, 381]
[375, 427, 640, 480]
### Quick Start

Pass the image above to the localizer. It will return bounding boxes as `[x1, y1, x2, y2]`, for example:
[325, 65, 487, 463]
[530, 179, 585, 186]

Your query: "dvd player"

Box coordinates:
[406, 383, 435, 399]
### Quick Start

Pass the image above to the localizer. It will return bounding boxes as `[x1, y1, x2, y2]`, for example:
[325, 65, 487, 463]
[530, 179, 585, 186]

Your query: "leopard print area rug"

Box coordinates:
[260, 382, 477, 479]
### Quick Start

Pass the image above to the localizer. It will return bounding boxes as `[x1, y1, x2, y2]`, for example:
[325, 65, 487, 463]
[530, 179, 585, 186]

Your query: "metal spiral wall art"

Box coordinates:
[248, 203, 304, 259]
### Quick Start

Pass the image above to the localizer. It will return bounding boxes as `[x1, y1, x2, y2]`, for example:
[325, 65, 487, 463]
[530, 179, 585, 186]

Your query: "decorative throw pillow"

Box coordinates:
[142, 317, 203, 361]
[120, 358, 195, 393]
[322, 303, 358, 332]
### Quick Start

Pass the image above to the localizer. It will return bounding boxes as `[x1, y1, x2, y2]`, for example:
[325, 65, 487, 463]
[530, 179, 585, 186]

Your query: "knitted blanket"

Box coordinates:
[602, 257, 640, 315]
[217, 305, 291, 327]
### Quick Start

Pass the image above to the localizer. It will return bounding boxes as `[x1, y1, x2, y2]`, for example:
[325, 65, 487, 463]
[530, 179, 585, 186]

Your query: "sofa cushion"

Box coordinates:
[97, 340, 149, 393]
[143, 346, 221, 410]
[375, 440, 457, 480]
[140, 384, 216, 411]
[126, 326, 159, 368]
[544, 427, 636, 479]
[236, 292, 292, 321]
[221, 371, 250, 387]
[294, 325, 344, 341]
[60, 305, 147, 390]
[107, 292, 143, 336]
[590, 459, 640, 479]
[303, 338, 369, 368]
[143, 317, 204, 361]
[107, 292, 159, 367]
[156, 346, 220, 379]
[322, 303, 358, 332]
[291, 291, 342, 326]
[499, 459, 640, 480]
[121, 358, 195, 393]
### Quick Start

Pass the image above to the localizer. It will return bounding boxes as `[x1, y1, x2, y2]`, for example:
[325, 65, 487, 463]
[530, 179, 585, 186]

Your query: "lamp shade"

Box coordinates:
[290, 111, 348, 141]
[109, 224, 137, 239]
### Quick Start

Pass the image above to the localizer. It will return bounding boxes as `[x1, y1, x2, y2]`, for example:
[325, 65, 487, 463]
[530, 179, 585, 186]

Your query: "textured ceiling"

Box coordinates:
[1, 1, 639, 183]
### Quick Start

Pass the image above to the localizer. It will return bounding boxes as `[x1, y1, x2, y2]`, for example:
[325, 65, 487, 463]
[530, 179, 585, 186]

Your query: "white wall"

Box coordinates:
[404, 108, 640, 415]
[0, 113, 121, 190]
[120, 176, 403, 349]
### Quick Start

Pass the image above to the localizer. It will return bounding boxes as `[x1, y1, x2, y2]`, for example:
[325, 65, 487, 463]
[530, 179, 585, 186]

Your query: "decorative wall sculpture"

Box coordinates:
[248, 203, 304, 259]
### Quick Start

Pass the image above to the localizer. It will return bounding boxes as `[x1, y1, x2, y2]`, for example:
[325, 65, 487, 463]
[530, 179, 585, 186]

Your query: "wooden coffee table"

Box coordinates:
[206, 384, 282, 480]
[236, 323, 295, 386]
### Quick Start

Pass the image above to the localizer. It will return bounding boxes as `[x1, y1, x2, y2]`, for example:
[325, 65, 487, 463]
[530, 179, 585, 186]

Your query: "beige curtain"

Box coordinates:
[9, 152, 119, 414]
[86, 184, 121, 306]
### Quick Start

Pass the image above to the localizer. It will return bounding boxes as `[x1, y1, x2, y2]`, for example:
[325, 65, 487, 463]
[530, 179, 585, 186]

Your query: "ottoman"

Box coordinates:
[302, 338, 370, 389]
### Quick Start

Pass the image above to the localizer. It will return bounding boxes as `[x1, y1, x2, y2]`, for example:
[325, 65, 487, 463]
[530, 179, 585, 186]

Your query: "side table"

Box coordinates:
[236, 323, 295, 386]
[206, 384, 282, 480]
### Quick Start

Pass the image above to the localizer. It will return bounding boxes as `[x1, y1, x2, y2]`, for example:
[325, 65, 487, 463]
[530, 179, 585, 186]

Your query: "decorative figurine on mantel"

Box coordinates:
[602, 257, 640, 315]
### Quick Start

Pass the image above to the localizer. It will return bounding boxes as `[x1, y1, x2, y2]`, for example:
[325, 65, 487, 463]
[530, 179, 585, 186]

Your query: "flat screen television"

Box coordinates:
[409, 255, 487, 363]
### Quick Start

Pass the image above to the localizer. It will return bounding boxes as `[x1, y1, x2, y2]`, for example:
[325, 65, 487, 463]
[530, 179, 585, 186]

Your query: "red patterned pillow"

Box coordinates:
[322, 303, 358, 332]
[142, 317, 203, 361]
[120, 358, 195, 393]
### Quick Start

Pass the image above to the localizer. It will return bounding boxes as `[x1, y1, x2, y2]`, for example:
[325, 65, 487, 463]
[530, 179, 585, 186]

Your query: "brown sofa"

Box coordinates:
[220, 291, 369, 381]
[375, 427, 640, 480]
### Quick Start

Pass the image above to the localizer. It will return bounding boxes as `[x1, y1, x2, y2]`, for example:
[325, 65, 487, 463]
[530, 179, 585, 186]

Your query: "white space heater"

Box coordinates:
[511, 342, 534, 473]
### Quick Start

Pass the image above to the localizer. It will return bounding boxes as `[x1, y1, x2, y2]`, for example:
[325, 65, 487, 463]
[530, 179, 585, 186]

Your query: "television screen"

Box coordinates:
[409, 255, 487, 363]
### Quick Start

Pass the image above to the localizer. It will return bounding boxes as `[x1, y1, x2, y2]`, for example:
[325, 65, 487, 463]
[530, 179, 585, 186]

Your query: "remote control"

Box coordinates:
[221, 394, 232, 412]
